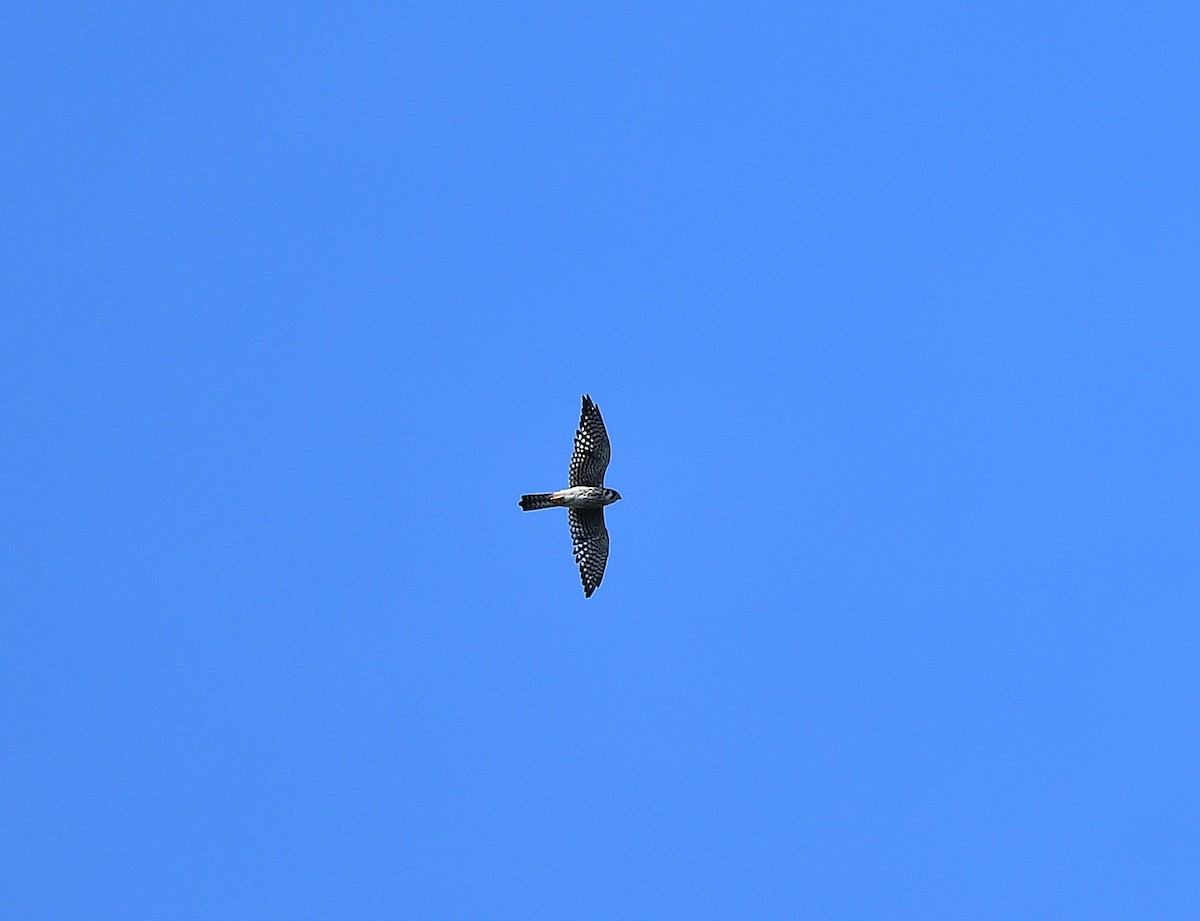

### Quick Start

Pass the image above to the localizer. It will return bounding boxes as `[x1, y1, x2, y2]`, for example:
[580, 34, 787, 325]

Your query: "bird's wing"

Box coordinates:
[568, 394, 611, 487]
[568, 508, 610, 598]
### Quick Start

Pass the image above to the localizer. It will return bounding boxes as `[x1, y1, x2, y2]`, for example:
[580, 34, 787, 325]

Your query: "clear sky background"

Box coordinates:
[3, 2, 1197, 919]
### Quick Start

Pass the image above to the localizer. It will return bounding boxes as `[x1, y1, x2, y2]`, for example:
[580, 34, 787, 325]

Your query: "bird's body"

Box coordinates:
[519, 486, 619, 511]
[520, 395, 621, 597]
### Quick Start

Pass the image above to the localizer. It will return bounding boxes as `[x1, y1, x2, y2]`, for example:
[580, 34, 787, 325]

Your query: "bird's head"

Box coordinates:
[605, 489, 622, 504]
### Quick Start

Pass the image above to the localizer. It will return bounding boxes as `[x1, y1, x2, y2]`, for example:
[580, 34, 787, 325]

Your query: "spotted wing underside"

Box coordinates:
[568, 394, 611, 487]
[568, 508, 609, 598]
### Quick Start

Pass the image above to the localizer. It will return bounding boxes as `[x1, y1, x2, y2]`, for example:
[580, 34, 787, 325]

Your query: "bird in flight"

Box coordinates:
[520, 394, 622, 597]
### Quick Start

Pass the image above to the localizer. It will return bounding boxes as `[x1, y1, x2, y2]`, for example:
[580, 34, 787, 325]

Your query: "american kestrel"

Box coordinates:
[520, 394, 622, 597]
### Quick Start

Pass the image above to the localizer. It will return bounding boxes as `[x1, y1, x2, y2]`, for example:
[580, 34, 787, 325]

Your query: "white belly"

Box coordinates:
[554, 486, 608, 509]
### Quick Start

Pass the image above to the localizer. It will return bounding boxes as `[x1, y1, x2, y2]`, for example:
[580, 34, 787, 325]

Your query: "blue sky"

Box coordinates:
[3, 2, 1197, 918]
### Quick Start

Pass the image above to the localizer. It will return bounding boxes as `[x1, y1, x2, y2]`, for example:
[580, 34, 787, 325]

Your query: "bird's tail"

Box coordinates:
[520, 493, 558, 511]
